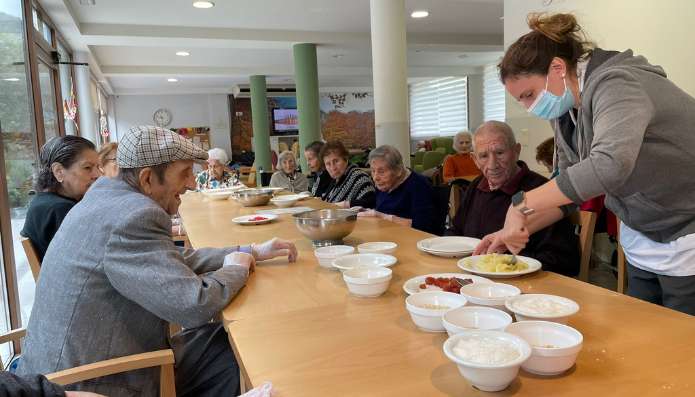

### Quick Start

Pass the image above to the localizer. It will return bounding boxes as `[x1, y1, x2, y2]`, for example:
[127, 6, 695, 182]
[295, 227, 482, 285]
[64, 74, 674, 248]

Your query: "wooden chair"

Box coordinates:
[569, 210, 598, 283]
[616, 222, 628, 294]
[1, 328, 176, 396]
[20, 237, 41, 282]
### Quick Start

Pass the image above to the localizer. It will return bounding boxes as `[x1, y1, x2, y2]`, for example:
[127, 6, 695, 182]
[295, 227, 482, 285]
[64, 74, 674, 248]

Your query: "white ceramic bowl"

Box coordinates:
[270, 196, 300, 208]
[342, 266, 392, 298]
[332, 253, 397, 271]
[405, 291, 468, 332]
[357, 241, 398, 255]
[443, 330, 531, 392]
[442, 306, 513, 337]
[505, 320, 583, 376]
[313, 245, 356, 269]
[505, 294, 580, 324]
[459, 282, 521, 313]
[201, 189, 234, 201]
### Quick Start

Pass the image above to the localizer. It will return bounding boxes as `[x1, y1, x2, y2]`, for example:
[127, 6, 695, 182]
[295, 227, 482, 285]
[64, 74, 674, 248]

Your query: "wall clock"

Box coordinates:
[153, 108, 172, 127]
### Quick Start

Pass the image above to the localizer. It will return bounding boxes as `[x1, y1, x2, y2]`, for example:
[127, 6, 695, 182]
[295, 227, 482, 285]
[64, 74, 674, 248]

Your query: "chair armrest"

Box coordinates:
[46, 349, 175, 386]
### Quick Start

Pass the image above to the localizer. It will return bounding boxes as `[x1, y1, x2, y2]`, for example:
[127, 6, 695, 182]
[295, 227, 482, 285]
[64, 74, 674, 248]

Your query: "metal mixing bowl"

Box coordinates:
[234, 188, 274, 207]
[293, 209, 357, 246]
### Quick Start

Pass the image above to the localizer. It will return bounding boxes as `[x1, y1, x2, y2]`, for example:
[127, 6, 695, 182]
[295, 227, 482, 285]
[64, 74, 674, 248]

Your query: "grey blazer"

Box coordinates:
[17, 177, 249, 396]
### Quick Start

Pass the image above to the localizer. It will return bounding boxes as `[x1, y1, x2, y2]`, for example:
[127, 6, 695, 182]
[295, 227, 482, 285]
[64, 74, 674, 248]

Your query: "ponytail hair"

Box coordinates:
[498, 13, 593, 83]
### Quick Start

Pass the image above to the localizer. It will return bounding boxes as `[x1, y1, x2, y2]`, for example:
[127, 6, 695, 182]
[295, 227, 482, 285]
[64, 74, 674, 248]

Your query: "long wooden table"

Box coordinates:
[179, 193, 695, 396]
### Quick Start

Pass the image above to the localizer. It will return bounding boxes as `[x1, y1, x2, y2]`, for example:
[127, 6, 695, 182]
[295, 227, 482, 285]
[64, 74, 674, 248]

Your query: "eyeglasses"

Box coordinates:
[105, 157, 116, 162]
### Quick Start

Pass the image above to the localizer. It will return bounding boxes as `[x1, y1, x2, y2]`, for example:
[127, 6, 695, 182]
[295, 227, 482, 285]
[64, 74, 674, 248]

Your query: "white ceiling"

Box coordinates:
[40, 0, 504, 95]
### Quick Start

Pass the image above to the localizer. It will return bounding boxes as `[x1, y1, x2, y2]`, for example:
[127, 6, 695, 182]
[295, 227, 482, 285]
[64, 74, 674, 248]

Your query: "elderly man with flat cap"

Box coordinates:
[18, 126, 298, 397]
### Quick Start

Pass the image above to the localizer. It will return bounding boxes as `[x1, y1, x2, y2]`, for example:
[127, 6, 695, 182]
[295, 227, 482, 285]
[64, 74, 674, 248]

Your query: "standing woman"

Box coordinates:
[478, 13, 695, 314]
[21, 136, 100, 261]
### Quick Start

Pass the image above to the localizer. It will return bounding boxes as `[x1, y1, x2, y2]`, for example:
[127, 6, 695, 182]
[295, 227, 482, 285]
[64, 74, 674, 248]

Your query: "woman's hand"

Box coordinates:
[357, 209, 377, 218]
[334, 201, 350, 209]
[498, 205, 530, 254]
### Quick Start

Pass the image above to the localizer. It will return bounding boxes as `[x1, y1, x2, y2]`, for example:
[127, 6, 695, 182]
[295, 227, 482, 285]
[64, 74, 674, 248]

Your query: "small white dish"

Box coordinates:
[357, 241, 397, 255]
[416, 236, 481, 257]
[458, 255, 542, 278]
[231, 214, 278, 225]
[313, 245, 355, 269]
[332, 253, 397, 271]
[459, 282, 521, 313]
[505, 321, 583, 376]
[405, 291, 467, 332]
[443, 330, 531, 392]
[505, 294, 580, 324]
[201, 189, 234, 201]
[402, 273, 493, 295]
[443, 306, 513, 337]
[270, 196, 299, 208]
[342, 266, 392, 297]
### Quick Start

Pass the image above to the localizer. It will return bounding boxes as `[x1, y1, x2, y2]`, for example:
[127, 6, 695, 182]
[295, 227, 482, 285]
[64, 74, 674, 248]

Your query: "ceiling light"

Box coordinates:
[411, 10, 429, 18]
[458, 54, 469, 59]
[176, 51, 190, 57]
[3, 78, 20, 82]
[414, 49, 424, 53]
[167, 78, 178, 82]
[332, 54, 344, 59]
[192, 1, 214, 8]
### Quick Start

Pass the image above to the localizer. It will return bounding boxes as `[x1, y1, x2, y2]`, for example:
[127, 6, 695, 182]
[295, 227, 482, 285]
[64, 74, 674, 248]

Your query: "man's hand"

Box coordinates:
[251, 238, 298, 262]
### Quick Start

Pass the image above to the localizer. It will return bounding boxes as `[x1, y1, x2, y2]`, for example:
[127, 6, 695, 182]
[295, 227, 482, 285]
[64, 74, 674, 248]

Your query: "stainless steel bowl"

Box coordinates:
[233, 188, 274, 207]
[293, 209, 357, 246]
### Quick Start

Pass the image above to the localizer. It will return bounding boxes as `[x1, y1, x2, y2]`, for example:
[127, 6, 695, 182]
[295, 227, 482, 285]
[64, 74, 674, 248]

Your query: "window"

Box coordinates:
[483, 64, 506, 122]
[409, 76, 468, 138]
[57, 42, 77, 135]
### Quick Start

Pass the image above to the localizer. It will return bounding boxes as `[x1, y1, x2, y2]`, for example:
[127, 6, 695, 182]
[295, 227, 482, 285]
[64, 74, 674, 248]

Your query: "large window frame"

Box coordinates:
[0, 0, 79, 357]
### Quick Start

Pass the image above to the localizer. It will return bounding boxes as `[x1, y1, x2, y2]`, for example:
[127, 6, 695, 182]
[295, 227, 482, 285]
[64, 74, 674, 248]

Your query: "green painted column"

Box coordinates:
[293, 43, 322, 173]
[250, 75, 272, 183]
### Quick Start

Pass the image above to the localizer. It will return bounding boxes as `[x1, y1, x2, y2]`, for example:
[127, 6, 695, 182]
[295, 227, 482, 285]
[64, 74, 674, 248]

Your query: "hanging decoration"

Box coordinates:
[63, 77, 79, 132]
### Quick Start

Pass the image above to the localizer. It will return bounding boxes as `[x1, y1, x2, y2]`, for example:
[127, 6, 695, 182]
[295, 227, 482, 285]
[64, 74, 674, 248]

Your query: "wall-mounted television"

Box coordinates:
[272, 108, 299, 135]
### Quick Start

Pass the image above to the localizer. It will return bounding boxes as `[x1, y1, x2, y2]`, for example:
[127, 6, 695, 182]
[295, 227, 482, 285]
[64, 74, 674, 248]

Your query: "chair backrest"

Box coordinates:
[21, 237, 41, 282]
[413, 151, 425, 166]
[0, 328, 176, 397]
[247, 166, 257, 187]
[569, 210, 598, 282]
[422, 151, 447, 170]
[616, 222, 628, 294]
[431, 184, 452, 236]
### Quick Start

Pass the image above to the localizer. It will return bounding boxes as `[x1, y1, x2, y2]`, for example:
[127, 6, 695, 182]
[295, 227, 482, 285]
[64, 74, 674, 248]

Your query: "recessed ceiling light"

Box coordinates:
[192, 1, 214, 9]
[411, 10, 429, 18]
[414, 49, 424, 53]
[458, 54, 469, 59]
[332, 54, 344, 59]
[176, 51, 190, 57]
[167, 78, 178, 82]
[2, 77, 20, 82]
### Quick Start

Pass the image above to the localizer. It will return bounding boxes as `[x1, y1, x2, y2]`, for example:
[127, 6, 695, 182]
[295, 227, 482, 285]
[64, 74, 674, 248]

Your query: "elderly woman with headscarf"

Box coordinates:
[321, 141, 375, 208]
[269, 150, 308, 192]
[442, 131, 480, 183]
[195, 148, 238, 190]
[21, 136, 100, 261]
[358, 145, 438, 234]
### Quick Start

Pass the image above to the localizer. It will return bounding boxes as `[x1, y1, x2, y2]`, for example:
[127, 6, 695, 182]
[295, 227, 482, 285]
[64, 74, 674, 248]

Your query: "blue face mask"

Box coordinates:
[527, 75, 575, 120]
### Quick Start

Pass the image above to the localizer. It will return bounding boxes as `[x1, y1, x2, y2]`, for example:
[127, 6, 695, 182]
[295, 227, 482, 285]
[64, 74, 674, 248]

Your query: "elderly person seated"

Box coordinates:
[304, 140, 333, 198]
[21, 136, 100, 261]
[195, 147, 238, 190]
[442, 131, 480, 183]
[320, 141, 375, 208]
[450, 121, 579, 276]
[358, 145, 437, 234]
[97, 142, 119, 177]
[269, 150, 308, 192]
[17, 126, 298, 396]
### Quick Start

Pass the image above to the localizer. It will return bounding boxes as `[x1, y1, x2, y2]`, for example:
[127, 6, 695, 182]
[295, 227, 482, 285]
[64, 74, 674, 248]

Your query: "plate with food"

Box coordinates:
[231, 214, 278, 225]
[402, 273, 493, 295]
[457, 254, 542, 278]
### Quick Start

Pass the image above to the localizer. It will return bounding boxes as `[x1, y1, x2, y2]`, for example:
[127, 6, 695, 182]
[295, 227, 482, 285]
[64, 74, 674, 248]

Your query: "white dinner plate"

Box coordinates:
[457, 255, 542, 278]
[231, 214, 279, 225]
[402, 273, 493, 295]
[417, 236, 481, 253]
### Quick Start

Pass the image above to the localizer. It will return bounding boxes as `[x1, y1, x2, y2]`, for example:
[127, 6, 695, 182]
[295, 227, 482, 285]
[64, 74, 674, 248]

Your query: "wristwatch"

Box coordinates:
[512, 191, 535, 216]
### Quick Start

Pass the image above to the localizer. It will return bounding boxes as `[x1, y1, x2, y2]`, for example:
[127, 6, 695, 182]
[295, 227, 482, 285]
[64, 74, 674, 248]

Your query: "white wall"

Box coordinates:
[504, 0, 695, 173]
[114, 94, 232, 157]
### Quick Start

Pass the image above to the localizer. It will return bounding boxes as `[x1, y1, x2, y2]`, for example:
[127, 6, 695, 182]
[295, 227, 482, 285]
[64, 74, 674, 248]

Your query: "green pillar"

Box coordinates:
[293, 43, 322, 173]
[250, 75, 272, 184]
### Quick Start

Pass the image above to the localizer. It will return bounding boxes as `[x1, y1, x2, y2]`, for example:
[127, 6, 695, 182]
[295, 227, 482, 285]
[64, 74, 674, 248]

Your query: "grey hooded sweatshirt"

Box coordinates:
[553, 48, 695, 243]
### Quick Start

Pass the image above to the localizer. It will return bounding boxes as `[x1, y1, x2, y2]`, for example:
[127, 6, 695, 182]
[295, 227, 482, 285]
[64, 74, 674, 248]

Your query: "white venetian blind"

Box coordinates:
[483, 64, 506, 122]
[409, 76, 468, 138]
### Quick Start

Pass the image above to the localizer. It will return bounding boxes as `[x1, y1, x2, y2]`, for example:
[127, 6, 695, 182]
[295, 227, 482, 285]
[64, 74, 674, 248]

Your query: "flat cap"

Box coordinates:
[117, 125, 208, 169]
